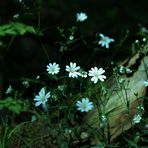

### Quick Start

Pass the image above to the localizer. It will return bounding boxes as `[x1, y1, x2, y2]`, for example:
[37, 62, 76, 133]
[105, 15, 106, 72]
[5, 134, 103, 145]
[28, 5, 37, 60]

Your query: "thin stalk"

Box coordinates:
[0, 36, 15, 99]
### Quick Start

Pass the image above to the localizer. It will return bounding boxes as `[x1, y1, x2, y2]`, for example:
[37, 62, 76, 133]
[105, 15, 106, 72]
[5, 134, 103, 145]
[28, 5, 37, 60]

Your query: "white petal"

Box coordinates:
[35, 101, 42, 106]
[99, 33, 104, 38]
[46, 92, 51, 98]
[39, 87, 45, 96]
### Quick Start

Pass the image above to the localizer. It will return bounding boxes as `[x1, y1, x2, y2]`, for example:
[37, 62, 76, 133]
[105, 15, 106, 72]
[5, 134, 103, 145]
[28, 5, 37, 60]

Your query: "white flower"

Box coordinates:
[5, 85, 13, 94]
[65, 128, 72, 134]
[88, 67, 106, 84]
[76, 98, 93, 112]
[135, 40, 139, 43]
[31, 115, 37, 122]
[126, 68, 132, 74]
[140, 26, 148, 33]
[143, 38, 146, 42]
[69, 36, 74, 40]
[119, 65, 125, 74]
[144, 80, 148, 87]
[101, 115, 107, 122]
[119, 66, 132, 74]
[34, 87, 51, 108]
[36, 75, 40, 79]
[100, 115, 107, 127]
[133, 114, 142, 124]
[13, 14, 19, 19]
[65, 62, 81, 78]
[80, 71, 88, 78]
[76, 12, 88, 22]
[57, 85, 65, 91]
[98, 33, 114, 49]
[137, 105, 144, 111]
[46, 62, 60, 75]
[22, 81, 30, 88]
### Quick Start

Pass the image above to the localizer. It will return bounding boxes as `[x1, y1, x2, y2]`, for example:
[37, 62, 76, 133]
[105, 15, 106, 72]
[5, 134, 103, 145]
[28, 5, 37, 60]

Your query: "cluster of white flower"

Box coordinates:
[75, 12, 115, 49]
[34, 61, 106, 112]
[119, 65, 132, 74]
[34, 87, 94, 113]
[32, 12, 114, 113]
[76, 13, 115, 49]
[46, 62, 106, 84]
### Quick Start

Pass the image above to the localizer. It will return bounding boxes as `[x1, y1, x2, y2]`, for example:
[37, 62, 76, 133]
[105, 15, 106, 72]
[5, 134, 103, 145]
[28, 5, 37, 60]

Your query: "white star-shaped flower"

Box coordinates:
[88, 67, 106, 84]
[65, 62, 81, 78]
[5, 85, 13, 94]
[46, 62, 60, 75]
[34, 87, 51, 108]
[144, 80, 148, 87]
[133, 114, 142, 124]
[98, 33, 114, 49]
[76, 12, 88, 22]
[76, 98, 93, 112]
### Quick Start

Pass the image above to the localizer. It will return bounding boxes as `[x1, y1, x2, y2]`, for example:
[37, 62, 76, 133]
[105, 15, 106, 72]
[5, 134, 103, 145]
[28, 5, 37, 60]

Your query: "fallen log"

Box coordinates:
[84, 44, 148, 144]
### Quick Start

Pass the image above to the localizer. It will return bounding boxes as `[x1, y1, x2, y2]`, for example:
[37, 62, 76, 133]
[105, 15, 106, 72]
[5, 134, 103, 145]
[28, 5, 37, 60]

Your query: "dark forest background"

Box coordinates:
[1, 0, 148, 86]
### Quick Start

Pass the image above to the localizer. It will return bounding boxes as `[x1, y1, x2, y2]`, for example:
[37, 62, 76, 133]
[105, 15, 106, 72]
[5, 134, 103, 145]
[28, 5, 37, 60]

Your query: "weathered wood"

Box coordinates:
[84, 48, 148, 143]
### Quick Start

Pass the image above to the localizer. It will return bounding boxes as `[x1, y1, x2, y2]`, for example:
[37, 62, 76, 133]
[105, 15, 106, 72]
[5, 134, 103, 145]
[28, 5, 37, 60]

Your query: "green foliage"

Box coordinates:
[0, 97, 29, 114]
[0, 22, 37, 36]
[0, 0, 148, 147]
[0, 124, 9, 148]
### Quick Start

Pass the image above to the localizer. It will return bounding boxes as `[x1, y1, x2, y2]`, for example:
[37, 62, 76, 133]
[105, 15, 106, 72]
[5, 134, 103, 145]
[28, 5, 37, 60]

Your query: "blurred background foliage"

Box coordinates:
[0, 0, 148, 88]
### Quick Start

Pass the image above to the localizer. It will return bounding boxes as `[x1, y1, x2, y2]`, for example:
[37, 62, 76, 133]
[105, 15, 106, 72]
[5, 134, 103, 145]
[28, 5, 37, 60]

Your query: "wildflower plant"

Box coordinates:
[1, 1, 148, 147]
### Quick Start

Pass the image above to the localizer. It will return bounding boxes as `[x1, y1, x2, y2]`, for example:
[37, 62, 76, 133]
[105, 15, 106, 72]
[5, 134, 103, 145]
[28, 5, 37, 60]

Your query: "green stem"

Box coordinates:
[0, 36, 15, 99]
[0, 51, 4, 99]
